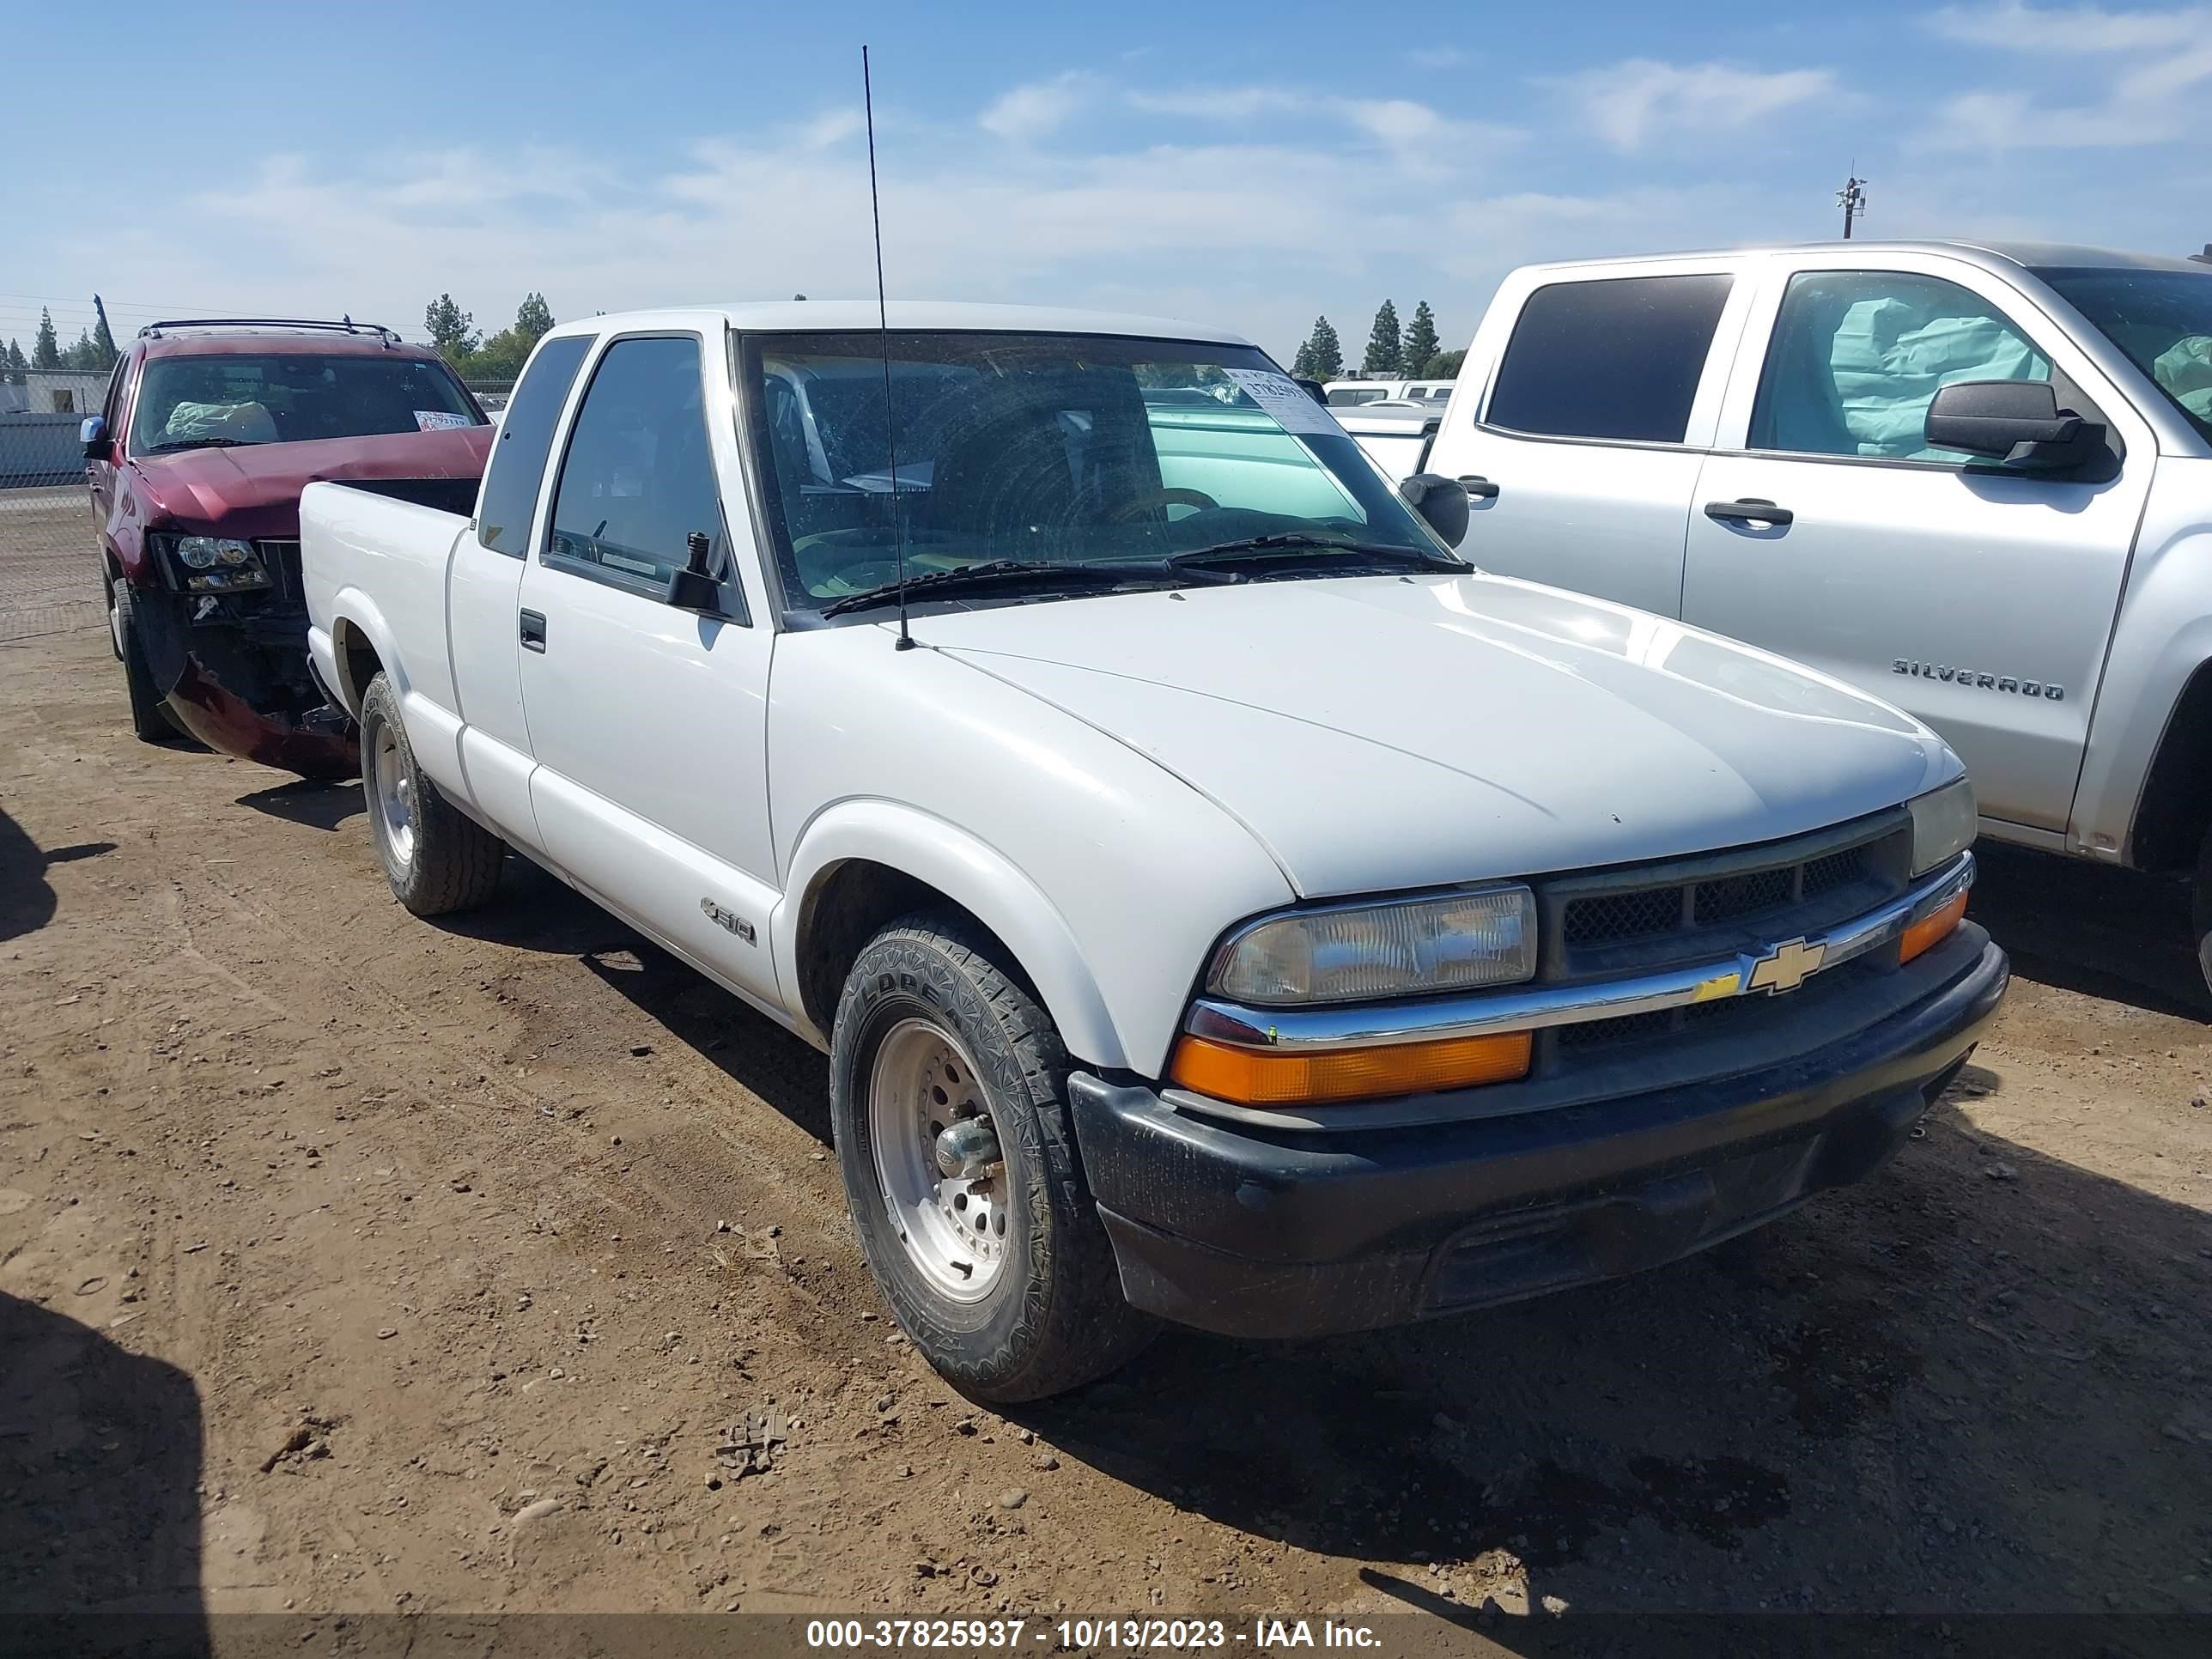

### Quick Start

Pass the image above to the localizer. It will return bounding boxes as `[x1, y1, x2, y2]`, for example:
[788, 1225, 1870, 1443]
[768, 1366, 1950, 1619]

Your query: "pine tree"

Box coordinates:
[1361, 300, 1401, 377]
[1400, 301, 1440, 378]
[62, 328, 100, 370]
[2, 339, 22, 386]
[32, 307, 61, 370]
[514, 293, 554, 342]
[422, 294, 478, 364]
[1421, 348, 1467, 380]
[1297, 316, 1344, 383]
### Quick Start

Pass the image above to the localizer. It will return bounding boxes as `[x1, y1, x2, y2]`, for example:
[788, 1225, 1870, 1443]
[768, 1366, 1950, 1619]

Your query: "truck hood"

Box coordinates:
[130, 427, 491, 540]
[919, 573, 1960, 898]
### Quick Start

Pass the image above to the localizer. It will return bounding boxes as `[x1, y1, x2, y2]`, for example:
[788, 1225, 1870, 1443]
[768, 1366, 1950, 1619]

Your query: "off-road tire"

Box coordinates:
[830, 912, 1155, 1401]
[359, 672, 505, 916]
[112, 586, 175, 744]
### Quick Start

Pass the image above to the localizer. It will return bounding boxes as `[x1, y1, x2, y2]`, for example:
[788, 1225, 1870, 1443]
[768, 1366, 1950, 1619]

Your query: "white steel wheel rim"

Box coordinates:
[868, 1018, 1008, 1303]
[372, 725, 416, 870]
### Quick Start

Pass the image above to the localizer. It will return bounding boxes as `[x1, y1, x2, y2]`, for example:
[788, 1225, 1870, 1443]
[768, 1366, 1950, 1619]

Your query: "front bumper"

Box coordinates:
[131, 585, 357, 777]
[1068, 925, 2008, 1339]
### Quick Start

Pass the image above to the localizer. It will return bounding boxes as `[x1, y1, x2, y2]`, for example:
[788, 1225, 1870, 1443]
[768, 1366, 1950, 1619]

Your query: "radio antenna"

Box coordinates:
[861, 45, 914, 651]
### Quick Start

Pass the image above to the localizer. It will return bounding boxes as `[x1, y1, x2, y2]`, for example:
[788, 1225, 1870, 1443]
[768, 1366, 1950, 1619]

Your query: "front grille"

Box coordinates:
[255, 538, 303, 600]
[1563, 887, 1682, 945]
[1537, 808, 1912, 987]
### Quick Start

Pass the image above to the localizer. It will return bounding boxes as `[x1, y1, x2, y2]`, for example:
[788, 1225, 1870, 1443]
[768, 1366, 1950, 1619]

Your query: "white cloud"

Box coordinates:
[1564, 59, 1836, 152]
[1924, 29, 2212, 147]
[979, 73, 1094, 143]
[1125, 84, 1517, 161]
[1924, 0, 2205, 52]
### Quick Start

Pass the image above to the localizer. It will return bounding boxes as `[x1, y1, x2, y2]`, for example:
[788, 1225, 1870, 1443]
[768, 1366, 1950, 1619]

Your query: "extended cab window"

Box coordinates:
[1486, 275, 1732, 443]
[477, 334, 590, 556]
[1750, 270, 2052, 464]
[546, 337, 728, 592]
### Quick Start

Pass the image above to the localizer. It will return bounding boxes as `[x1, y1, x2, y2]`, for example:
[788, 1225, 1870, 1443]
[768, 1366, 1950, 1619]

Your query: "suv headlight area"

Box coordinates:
[151, 533, 271, 593]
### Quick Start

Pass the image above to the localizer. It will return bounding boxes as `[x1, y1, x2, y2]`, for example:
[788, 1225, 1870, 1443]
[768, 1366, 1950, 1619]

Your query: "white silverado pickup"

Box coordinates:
[302, 301, 2005, 1401]
[1422, 241, 2212, 993]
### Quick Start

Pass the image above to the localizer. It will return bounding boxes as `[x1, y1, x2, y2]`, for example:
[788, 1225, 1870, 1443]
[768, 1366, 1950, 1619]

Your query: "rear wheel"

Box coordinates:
[360, 672, 506, 915]
[830, 912, 1154, 1401]
[112, 586, 175, 744]
[2193, 823, 2212, 1000]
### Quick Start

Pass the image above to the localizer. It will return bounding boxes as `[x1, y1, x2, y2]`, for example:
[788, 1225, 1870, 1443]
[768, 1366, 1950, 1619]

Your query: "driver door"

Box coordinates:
[518, 331, 781, 1006]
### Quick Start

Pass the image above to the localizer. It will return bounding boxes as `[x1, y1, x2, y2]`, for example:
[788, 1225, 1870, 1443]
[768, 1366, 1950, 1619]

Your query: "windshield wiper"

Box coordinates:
[1164, 532, 1462, 575]
[820, 557, 1197, 618]
[143, 437, 254, 453]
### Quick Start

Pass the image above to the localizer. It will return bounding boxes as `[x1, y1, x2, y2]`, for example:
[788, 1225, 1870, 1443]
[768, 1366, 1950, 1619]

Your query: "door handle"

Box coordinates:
[1704, 498, 1793, 528]
[1457, 475, 1501, 501]
[520, 609, 547, 653]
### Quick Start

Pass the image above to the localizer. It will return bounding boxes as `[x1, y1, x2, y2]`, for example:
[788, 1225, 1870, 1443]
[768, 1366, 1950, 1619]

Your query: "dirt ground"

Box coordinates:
[3, 505, 2210, 1640]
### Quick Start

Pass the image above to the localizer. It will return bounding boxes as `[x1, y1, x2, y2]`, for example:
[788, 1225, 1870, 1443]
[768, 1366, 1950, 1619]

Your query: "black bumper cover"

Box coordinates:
[1068, 927, 2008, 1339]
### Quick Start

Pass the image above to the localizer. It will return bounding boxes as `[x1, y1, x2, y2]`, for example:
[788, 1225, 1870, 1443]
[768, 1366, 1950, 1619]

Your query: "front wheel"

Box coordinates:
[359, 672, 506, 916]
[830, 913, 1154, 1402]
[112, 586, 176, 744]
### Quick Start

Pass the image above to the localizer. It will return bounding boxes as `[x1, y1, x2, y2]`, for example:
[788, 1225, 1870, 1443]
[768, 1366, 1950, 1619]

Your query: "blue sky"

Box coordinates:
[3, 0, 2208, 365]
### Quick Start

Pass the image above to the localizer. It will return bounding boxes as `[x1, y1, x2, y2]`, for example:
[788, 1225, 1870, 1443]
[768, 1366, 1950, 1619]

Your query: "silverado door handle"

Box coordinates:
[1457, 475, 1501, 501]
[520, 609, 547, 653]
[1704, 498, 1793, 528]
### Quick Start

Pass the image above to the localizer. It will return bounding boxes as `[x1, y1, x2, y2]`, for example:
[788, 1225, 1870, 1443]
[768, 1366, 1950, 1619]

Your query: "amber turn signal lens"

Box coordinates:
[1899, 891, 1968, 965]
[1168, 1029, 1534, 1107]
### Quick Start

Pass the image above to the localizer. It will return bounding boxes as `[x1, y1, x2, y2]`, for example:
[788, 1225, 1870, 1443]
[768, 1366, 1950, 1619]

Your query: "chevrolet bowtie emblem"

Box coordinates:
[1747, 936, 1826, 994]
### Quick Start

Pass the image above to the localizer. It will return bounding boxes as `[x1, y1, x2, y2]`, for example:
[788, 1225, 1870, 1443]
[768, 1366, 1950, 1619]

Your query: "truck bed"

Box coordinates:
[301, 478, 477, 726]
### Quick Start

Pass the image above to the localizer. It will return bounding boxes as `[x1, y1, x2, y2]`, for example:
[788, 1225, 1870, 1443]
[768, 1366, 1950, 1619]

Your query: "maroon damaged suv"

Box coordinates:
[82, 319, 493, 775]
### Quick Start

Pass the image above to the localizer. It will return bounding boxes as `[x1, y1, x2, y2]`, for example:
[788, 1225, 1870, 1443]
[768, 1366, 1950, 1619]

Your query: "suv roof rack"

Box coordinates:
[138, 316, 401, 346]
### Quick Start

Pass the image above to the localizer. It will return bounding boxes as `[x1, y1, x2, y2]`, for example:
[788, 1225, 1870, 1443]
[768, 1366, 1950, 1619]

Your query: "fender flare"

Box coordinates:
[772, 799, 1127, 1071]
[320, 588, 408, 714]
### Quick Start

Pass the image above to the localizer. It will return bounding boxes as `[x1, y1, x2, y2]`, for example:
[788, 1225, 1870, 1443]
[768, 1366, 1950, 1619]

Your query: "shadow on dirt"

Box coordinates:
[234, 777, 362, 832]
[1008, 1079, 2212, 1617]
[0, 805, 113, 945]
[0, 1292, 207, 1652]
[1970, 842, 2206, 1018]
[432, 856, 836, 1143]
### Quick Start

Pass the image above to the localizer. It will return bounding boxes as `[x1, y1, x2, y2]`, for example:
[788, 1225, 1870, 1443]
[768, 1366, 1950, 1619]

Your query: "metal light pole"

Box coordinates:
[1836, 174, 1868, 240]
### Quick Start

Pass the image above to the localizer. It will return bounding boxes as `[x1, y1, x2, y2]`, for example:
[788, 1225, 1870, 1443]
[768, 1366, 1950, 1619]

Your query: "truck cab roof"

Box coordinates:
[538, 301, 1255, 347]
[1512, 240, 2210, 279]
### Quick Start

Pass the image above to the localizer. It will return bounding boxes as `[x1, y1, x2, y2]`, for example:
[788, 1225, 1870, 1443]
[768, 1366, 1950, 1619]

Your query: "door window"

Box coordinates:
[1486, 274, 1733, 443]
[1749, 270, 2052, 464]
[546, 336, 729, 593]
[477, 334, 590, 556]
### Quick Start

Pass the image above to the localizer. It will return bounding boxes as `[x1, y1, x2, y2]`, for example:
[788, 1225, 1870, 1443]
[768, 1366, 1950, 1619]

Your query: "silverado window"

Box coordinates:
[477, 334, 591, 556]
[1486, 275, 1732, 443]
[546, 337, 729, 592]
[125, 353, 481, 453]
[1749, 270, 2052, 464]
[741, 331, 1446, 614]
[2037, 265, 2212, 445]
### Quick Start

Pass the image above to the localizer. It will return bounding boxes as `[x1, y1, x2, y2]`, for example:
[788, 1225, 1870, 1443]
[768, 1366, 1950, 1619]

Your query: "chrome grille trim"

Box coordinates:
[1183, 852, 1973, 1054]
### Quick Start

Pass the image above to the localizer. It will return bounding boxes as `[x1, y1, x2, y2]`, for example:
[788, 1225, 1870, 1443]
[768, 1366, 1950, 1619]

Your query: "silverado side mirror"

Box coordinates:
[1399, 471, 1470, 548]
[1924, 380, 2106, 471]
[80, 415, 112, 461]
[1294, 377, 1328, 405]
[666, 530, 721, 614]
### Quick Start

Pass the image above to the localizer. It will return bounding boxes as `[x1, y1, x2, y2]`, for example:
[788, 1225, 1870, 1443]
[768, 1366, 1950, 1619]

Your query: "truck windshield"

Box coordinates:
[2037, 266, 2212, 445]
[129, 353, 483, 453]
[741, 331, 1452, 615]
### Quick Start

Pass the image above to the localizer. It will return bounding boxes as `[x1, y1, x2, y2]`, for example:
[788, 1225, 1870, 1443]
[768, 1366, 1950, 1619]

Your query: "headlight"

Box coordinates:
[1908, 777, 1977, 876]
[1207, 886, 1538, 1006]
[152, 534, 270, 592]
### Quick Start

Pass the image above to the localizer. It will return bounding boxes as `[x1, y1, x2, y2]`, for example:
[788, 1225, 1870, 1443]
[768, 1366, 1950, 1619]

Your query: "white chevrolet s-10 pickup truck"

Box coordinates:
[301, 301, 2006, 1401]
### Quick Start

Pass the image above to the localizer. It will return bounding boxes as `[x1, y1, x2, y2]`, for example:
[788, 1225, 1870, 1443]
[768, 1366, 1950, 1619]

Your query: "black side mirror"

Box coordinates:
[666, 530, 720, 613]
[1398, 471, 1469, 548]
[1925, 380, 2105, 471]
[1294, 377, 1328, 405]
[80, 415, 112, 461]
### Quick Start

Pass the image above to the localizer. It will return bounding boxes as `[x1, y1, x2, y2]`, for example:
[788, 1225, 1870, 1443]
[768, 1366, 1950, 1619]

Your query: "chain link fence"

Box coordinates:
[3, 369, 109, 489]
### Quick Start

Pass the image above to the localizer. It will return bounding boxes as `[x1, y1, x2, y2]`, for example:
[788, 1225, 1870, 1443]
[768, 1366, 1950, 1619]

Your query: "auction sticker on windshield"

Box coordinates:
[415, 410, 474, 431]
[1224, 368, 1341, 435]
